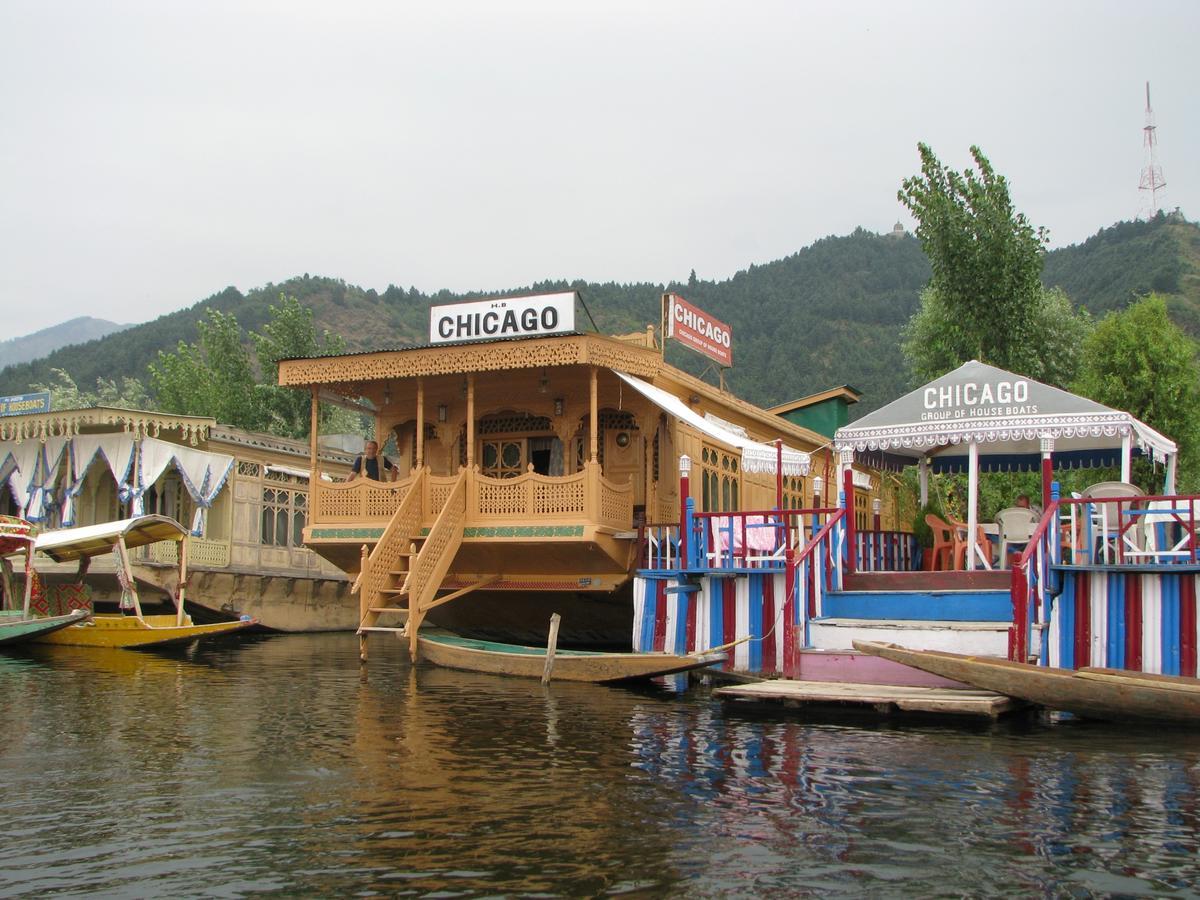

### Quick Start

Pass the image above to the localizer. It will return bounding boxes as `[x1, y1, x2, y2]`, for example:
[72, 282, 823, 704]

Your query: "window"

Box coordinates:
[698, 445, 739, 513]
[481, 440, 524, 478]
[262, 486, 306, 547]
[781, 475, 806, 512]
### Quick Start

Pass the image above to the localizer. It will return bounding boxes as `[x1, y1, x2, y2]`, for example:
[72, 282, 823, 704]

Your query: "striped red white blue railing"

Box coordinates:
[1009, 499, 1062, 664]
[640, 523, 682, 570]
[853, 529, 920, 573]
[784, 507, 846, 674]
[632, 506, 846, 675]
[1012, 492, 1200, 674]
[1064, 494, 1200, 565]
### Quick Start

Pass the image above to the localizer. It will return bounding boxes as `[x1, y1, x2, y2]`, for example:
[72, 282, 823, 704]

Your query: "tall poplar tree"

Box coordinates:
[898, 144, 1091, 386]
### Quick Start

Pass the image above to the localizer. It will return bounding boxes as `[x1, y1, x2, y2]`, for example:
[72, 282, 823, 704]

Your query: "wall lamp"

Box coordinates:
[553, 397, 564, 416]
[437, 404, 448, 423]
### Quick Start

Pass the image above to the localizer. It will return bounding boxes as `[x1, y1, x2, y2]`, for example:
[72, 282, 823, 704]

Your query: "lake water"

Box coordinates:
[2, 633, 1198, 897]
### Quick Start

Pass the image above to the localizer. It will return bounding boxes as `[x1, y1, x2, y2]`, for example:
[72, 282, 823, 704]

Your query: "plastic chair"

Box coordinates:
[1080, 481, 1145, 563]
[996, 507, 1039, 566]
[925, 514, 956, 571]
[952, 521, 994, 570]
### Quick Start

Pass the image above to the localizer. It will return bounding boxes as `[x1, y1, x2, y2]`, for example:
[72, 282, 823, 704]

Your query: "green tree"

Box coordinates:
[31, 368, 151, 410]
[150, 309, 262, 430]
[1073, 294, 1200, 491]
[252, 294, 348, 437]
[149, 295, 359, 438]
[899, 144, 1092, 386]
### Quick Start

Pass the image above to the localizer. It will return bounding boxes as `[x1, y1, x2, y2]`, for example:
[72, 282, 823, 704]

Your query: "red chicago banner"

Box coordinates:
[664, 292, 733, 367]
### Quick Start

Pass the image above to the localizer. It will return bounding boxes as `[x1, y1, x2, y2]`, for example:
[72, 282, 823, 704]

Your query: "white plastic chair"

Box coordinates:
[1130, 498, 1200, 563]
[1080, 481, 1145, 563]
[995, 507, 1039, 565]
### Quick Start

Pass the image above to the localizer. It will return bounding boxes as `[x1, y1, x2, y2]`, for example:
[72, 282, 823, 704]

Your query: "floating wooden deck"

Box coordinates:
[713, 679, 1025, 719]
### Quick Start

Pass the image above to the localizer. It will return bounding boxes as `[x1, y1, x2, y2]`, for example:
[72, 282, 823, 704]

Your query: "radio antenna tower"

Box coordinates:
[1138, 81, 1166, 219]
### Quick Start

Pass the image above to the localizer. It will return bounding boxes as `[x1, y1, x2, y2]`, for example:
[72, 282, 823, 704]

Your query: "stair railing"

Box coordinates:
[355, 467, 427, 641]
[1009, 497, 1062, 664]
[403, 468, 469, 657]
[783, 506, 845, 675]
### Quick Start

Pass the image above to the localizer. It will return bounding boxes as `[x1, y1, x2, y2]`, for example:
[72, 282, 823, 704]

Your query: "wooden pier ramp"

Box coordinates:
[714, 680, 1024, 719]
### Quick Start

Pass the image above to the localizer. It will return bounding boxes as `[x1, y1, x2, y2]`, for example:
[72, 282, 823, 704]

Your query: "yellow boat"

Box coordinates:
[29, 515, 258, 649]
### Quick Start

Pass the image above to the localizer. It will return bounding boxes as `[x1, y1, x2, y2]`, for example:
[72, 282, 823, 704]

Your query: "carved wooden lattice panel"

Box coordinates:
[534, 477, 586, 516]
[478, 413, 552, 435]
[278, 334, 660, 386]
[477, 478, 525, 517]
[362, 469, 426, 612]
[364, 485, 404, 518]
[405, 472, 466, 612]
[428, 478, 458, 518]
[599, 479, 634, 528]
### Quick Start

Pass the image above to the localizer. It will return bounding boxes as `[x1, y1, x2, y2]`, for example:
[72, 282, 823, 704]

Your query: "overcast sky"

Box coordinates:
[2, 0, 1197, 338]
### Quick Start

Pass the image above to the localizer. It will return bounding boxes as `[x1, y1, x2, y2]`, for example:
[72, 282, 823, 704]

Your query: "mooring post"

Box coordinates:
[542, 613, 562, 685]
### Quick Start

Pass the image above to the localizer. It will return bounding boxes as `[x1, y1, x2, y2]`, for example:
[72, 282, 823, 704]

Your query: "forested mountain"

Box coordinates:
[0, 317, 129, 368]
[2, 216, 1195, 418]
[1042, 214, 1200, 334]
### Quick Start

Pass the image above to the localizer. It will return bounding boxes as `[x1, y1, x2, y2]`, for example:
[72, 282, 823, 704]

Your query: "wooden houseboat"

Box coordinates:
[276, 293, 897, 657]
[0, 405, 355, 630]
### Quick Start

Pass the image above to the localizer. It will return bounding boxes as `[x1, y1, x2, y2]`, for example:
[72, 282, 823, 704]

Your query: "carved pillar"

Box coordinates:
[416, 379, 425, 469]
[589, 367, 598, 464]
[466, 374, 475, 468]
[309, 387, 321, 509]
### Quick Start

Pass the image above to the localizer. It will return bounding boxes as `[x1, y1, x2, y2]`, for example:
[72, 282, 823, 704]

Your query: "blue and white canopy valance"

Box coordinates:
[0, 435, 234, 533]
[834, 360, 1177, 473]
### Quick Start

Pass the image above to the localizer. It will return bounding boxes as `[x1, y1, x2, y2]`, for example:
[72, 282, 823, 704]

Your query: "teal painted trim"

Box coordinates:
[463, 525, 585, 538]
[309, 527, 385, 540]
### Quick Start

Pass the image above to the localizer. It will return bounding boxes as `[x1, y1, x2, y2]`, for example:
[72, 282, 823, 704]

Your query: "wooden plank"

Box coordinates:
[417, 575, 500, 613]
[714, 680, 1019, 717]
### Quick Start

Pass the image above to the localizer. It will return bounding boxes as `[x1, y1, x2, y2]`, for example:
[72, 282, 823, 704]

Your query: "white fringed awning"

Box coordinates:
[612, 371, 810, 476]
[835, 360, 1177, 470]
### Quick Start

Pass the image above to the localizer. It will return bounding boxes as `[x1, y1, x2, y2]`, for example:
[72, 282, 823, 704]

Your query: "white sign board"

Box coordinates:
[429, 292, 576, 344]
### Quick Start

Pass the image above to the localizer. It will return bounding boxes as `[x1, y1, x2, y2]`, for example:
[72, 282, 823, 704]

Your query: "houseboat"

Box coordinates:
[638, 358, 1200, 715]
[276, 291, 896, 657]
[0, 405, 355, 630]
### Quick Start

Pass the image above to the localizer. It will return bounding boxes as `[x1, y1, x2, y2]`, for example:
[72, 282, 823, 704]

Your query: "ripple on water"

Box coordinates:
[2, 633, 1199, 896]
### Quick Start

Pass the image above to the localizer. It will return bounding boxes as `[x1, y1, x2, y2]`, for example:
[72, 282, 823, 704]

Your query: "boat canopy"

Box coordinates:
[34, 515, 187, 563]
[834, 360, 1177, 474]
[613, 371, 811, 476]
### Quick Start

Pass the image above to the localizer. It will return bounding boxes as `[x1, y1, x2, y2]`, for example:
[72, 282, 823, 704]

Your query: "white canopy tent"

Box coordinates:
[834, 360, 1178, 569]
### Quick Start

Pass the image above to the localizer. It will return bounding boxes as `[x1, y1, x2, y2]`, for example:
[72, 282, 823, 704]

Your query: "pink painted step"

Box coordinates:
[795, 648, 968, 689]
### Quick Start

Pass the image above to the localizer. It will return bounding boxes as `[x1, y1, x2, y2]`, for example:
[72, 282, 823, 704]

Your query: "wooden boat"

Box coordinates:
[854, 640, 1200, 725]
[29, 515, 259, 649]
[416, 631, 726, 683]
[0, 608, 92, 646]
[0, 515, 94, 646]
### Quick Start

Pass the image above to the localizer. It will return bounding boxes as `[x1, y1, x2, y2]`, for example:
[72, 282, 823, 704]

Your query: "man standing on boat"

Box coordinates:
[351, 440, 396, 482]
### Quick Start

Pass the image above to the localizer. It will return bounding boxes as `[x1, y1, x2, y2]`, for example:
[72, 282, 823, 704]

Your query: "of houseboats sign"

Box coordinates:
[920, 378, 1036, 422]
[664, 292, 732, 367]
[429, 292, 576, 344]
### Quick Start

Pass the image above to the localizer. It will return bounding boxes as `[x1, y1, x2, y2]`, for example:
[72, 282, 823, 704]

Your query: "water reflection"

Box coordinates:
[1, 633, 1198, 896]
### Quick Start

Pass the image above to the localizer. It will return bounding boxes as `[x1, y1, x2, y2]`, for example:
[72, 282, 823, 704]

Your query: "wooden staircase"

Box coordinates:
[356, 468, 488, 663]
[355, 468, 427, 659]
